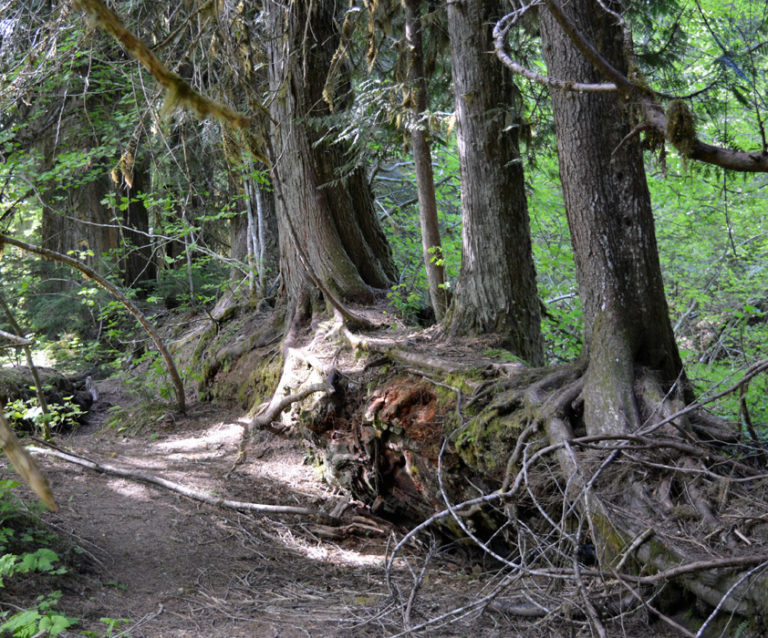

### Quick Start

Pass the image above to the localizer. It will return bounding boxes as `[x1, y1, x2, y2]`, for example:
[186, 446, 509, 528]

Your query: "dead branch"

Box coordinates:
[0, 328, 32, 346]
[28, 445, 339, 524]
[493, 2, 618, 94]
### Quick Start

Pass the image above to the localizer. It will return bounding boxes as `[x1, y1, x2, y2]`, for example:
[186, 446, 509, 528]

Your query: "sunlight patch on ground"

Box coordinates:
[241, 457, 318, 490]
[154, 421, 242, 455]
[106, 478, 153, 500]
[274, 527, 385, 568]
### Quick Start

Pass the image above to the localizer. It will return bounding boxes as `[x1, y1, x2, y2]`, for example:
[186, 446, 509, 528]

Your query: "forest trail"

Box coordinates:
[4, 379, 509, 637]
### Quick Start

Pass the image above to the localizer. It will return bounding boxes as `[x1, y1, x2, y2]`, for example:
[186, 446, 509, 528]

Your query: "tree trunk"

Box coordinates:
[40, 160, 115, 282]
[444, 0, 544, 365]
[39, 151, 156, 290]
[265, 0, 397, 321]
[540, 0, 686, 436]
[403, 0, 448, 322]
[115, 159, 156, 289]
[231, 171, 279, 297]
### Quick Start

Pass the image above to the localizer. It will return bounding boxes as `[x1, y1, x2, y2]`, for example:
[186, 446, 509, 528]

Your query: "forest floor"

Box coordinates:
[2, 377, 543, 638]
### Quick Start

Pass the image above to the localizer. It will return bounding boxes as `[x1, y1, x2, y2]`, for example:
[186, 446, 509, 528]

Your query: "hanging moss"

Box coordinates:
[667, 99, 697, 158]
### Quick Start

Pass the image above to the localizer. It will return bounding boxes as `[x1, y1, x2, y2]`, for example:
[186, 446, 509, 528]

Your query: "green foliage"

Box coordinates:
[0, 255, 98, 340]
[0, 592, 78, 638]
[651, 150, 768, 431]
[527, 156, 584, 362]
[82, 616, 133, 637]
[4, 396, 85, 437]
[483, 349, 524, 364]
[0, 479, 79, 636]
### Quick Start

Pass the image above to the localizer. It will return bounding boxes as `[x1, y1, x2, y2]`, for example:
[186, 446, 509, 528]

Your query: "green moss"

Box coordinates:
[233, 354, 281, 408]
[433, 371, 484, 412]
[667, 99, 696, 158]
[455, 404, 530, 479]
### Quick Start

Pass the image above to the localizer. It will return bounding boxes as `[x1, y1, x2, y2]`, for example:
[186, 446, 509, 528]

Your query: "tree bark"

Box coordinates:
[39, 150, 156, 291]
[540, 0, 686, 436]
[444, 0, 544, 365]
[403, 0, 448, 322]
[115, 158, 156, 289]
[265, 0, 397, 321]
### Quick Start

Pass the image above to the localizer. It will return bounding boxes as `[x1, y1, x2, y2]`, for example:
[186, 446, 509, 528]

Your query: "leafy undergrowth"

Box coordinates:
[0, 478, 80, 637]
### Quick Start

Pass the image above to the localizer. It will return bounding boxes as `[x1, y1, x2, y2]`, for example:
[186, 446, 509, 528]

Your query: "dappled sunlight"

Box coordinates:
[271, 525, 389, 568]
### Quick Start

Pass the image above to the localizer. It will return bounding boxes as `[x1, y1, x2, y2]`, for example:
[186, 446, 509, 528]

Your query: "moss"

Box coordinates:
[237, 353, 283, 409]
[667, 99, 696, 158]
[431, 371, 484, 414]
[588, 508, 631, 566]
[455, 405, 530, 479]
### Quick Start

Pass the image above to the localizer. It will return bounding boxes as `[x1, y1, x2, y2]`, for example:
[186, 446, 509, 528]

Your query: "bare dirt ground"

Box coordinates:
[2, 379, 528, 637]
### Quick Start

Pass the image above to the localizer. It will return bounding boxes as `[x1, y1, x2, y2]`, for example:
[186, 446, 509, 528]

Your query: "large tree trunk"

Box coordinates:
[265, 0, 396, 321]
[540, 0, 686, 436]
[528, 0, 768, 623]
[444, 0, 544, 365]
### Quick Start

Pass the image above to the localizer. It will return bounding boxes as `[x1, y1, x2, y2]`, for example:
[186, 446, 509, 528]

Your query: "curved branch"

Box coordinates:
[494, 5, 618, 94]
[539, 0, 768, 172]
[0, 234, 186, 413]
[541, 0, 639, 94]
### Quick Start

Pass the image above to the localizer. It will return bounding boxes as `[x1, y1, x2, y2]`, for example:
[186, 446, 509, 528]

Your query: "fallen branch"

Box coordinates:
[0, 328, 32, 346]
[28, 445, 339, 524]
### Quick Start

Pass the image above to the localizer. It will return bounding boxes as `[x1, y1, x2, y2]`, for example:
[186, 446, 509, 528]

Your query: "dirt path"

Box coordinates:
[3, 381, 513, 637]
